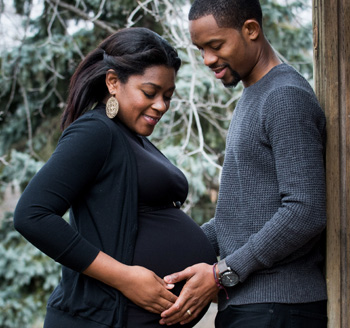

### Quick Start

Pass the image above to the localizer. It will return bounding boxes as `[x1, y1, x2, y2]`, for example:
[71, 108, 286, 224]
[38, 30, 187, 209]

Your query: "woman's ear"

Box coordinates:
[243, 19, 261, 41]
[105, 69, 119, 94]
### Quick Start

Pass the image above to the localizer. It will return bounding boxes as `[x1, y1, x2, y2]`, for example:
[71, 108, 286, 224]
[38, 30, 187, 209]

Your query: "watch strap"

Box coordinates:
[217, 259, 230, 275]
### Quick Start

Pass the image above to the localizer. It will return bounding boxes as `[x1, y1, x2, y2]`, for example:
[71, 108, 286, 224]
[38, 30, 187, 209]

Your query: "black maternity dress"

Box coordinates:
[120, 124, 217, 327]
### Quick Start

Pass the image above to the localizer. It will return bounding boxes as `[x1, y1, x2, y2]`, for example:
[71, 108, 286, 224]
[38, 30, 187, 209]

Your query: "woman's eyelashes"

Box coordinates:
[142, 90, 172, 102]
[142, 90, 155, 98]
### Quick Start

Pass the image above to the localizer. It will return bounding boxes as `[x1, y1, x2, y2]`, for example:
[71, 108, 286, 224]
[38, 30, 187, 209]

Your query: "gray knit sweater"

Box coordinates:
[202, 64, 327, 310]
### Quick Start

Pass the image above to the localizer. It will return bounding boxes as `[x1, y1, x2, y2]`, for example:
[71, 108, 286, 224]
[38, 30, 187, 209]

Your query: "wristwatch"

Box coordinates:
[217, 259, 239, 287]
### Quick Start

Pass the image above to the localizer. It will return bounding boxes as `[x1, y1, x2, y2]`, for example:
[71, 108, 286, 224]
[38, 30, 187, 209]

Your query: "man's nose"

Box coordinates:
[203, 50, 218, 67]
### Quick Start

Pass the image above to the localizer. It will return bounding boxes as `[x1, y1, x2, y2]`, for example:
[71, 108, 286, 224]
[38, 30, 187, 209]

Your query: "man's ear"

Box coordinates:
[242, 19, 261, 41]
[105, 69, 119, 94]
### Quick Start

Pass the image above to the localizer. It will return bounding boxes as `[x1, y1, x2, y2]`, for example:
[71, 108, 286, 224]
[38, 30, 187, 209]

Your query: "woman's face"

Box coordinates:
[112, 65, 176, 136]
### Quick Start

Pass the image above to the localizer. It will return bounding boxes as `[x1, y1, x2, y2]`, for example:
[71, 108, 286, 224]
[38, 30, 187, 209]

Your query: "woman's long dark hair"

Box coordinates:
[61, 27, 181, 130]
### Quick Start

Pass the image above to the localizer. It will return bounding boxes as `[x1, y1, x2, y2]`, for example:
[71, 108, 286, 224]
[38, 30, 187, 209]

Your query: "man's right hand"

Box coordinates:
[159, 263, 219, 326]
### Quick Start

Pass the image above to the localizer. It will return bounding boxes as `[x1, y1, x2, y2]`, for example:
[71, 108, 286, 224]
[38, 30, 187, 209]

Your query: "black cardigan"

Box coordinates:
[14, 104, 138, 327]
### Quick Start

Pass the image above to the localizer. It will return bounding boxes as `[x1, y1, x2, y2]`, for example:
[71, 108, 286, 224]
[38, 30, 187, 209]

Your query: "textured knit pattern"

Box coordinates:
[202, 64, 327, 310]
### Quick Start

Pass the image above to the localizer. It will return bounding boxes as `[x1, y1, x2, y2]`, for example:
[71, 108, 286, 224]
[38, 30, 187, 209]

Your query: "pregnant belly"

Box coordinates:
[132, 208, 217, 288]
[128, 208, 217, 327]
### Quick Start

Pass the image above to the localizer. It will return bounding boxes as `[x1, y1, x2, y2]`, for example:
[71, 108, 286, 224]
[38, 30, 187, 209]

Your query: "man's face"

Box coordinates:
[189, 14, 252, 88]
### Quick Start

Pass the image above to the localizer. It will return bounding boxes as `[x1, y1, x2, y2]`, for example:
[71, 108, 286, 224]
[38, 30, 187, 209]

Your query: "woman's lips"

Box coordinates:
[143, 114, 160, 126]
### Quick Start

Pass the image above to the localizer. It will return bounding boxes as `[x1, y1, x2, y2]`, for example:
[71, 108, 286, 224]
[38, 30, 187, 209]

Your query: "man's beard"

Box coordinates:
[223, 66, 241, 88]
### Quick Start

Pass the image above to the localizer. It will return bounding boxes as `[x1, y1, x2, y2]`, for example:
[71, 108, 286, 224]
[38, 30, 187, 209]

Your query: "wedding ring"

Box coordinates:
[187, 309, 192, 316]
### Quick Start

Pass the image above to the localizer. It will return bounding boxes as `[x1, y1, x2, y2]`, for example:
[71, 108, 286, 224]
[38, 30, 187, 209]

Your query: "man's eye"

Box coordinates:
[212, 44, 222, 50]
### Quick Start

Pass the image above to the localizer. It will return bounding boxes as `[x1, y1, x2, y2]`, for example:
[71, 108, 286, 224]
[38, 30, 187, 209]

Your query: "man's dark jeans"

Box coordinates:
[215, 301, 327, 328]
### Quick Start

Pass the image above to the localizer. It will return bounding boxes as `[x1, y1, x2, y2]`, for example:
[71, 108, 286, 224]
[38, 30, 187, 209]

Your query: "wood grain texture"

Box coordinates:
[313, 0, 350, 327]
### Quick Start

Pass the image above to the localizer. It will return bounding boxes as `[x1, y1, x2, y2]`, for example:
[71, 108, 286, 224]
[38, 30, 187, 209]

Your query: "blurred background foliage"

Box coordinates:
[0, 0, 313, 326]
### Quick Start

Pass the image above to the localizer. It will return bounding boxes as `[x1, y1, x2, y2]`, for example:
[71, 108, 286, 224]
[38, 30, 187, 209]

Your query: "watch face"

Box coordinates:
[221, 272, 239, 287]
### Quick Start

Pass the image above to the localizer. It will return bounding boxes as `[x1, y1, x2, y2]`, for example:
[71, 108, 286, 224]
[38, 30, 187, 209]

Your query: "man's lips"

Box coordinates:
[143, 114, 161, 126]
[211, 66, 228, 79]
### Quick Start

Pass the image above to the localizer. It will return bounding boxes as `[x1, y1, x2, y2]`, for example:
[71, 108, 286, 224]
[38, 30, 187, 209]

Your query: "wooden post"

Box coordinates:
[313, 0, 350, 327]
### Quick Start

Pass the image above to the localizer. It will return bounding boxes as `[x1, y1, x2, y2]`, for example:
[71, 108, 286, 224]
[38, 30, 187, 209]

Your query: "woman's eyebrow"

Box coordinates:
[141, 82, 176, 91]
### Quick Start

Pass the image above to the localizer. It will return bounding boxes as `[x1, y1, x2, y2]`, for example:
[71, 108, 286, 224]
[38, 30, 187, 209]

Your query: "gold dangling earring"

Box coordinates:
[106, 96, 119, 119]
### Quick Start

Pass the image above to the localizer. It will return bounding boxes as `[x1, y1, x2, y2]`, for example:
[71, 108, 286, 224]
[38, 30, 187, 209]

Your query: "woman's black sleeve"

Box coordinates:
[14, 116, 112, 272]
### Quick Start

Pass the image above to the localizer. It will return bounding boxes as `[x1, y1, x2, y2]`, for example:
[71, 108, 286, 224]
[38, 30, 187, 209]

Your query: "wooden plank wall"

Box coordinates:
[313, 0, 350, 327]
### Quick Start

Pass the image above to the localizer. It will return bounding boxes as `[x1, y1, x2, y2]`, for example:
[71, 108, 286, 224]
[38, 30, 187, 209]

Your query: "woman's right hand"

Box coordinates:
[83, 251, 177, 314]
[118, 265, 177, 314]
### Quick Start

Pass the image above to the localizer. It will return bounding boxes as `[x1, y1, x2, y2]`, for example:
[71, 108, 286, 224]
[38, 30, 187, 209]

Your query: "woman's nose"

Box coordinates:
[152, 97, 168, 113]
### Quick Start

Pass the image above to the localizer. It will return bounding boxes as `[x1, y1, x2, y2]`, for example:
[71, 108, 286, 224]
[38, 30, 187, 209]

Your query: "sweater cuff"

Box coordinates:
[225, 243, 264, 283]
[55, 237, 100, 273]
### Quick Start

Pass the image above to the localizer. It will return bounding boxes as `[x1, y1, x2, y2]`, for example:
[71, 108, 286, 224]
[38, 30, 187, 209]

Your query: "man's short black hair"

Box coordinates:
[189, 0, 263, 30]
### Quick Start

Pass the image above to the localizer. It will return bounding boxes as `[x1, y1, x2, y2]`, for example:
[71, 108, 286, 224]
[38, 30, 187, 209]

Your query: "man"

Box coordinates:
[160, 0, 328, 327]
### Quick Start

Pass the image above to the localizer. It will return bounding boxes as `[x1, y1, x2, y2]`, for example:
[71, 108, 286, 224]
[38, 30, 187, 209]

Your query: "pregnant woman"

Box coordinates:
[13, 27, 216, 328]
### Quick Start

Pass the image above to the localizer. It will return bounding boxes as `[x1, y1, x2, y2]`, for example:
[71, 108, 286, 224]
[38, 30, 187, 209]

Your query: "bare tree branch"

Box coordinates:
[47, 0, 117, 34]
[19, 83, 34, 156]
